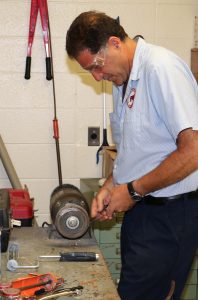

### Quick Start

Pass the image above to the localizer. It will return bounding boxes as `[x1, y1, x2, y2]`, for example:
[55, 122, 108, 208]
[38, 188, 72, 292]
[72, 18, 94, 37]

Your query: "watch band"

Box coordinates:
[127, 181, 142, 202]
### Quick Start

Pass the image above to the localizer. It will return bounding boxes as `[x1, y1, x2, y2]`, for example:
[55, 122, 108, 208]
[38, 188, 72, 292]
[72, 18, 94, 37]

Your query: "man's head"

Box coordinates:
[66, 11, 127, 59]
[66, 11, 136, 85]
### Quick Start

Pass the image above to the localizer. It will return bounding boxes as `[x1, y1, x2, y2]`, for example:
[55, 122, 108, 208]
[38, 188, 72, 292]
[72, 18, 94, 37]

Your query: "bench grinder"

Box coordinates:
[50, 184, 90, 239]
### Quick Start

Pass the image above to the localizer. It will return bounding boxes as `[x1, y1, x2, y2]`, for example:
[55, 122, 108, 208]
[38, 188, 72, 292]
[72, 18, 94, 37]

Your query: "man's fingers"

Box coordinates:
[106, 203, 115, 218]
[91, 197, 109, 218]
[96, 189, 111, 212]
[91, 198, 98, 218]
[91, 188, 112, 219]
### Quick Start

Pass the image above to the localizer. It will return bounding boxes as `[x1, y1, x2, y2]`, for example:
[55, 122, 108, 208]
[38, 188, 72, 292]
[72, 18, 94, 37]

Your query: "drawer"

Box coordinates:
[100, 243, 121, 259]
[99, 227, 121, 243]
[106, 258, 122, 274]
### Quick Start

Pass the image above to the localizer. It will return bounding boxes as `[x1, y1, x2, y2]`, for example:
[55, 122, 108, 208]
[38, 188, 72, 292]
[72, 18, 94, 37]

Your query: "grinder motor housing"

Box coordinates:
[50, 184, 90, 239]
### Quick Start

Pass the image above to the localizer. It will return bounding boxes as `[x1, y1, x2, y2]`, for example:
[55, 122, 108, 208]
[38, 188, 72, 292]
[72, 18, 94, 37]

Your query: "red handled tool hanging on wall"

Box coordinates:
[25, 0, 63, 186]
[24, 0, 52, 80]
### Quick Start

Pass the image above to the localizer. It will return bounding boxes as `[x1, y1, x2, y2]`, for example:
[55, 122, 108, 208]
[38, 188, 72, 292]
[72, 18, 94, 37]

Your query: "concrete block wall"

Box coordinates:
[0, 0, 197, 225]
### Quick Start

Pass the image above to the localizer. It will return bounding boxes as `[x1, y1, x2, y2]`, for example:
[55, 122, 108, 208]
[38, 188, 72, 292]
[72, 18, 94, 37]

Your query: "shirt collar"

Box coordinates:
[130, 37, 147, 81]
[113, 38, 147, 97]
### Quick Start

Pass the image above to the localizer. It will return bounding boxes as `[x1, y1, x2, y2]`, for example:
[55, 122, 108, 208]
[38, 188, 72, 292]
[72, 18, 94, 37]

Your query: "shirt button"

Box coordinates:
[114, 164, 117, 170]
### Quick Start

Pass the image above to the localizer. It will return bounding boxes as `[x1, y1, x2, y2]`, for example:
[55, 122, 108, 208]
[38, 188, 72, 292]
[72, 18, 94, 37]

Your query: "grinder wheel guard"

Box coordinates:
[50, 184, 90, 239]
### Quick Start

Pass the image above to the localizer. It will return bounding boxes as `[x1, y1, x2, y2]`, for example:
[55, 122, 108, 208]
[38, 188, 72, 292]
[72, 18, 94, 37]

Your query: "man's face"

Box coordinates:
[76, 43, 129, 86]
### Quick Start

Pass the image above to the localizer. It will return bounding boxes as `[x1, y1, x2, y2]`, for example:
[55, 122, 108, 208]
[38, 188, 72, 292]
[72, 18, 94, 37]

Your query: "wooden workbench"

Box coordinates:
[1, 227, 120, 300]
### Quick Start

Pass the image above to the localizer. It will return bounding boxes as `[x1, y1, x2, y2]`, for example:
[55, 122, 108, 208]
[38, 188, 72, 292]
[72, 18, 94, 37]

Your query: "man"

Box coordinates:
[66, 11, 198, 300]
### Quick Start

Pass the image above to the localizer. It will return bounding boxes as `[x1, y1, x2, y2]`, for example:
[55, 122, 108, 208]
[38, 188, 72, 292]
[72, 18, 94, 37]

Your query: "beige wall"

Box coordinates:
[0, 0, 197, 225]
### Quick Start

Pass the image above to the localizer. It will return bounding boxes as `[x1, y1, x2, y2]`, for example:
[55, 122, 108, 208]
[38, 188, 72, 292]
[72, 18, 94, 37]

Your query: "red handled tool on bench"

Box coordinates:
[25, 0, 52, 80]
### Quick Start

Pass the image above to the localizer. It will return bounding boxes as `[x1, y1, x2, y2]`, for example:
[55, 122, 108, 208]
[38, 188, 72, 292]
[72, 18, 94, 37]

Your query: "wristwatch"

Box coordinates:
[127, 181, 143, 202]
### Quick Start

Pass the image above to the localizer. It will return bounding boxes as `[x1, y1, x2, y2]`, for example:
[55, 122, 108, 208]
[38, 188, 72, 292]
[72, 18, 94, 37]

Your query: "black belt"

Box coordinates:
[141, 191, 198, 205]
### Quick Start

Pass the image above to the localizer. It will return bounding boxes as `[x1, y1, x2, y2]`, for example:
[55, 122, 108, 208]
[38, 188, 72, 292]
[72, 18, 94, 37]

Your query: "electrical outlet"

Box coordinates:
[88, 127, 100, 146]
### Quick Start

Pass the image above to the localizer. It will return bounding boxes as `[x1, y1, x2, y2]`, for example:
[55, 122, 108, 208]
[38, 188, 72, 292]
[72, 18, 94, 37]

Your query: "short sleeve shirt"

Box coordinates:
[110, 38, 198, 197]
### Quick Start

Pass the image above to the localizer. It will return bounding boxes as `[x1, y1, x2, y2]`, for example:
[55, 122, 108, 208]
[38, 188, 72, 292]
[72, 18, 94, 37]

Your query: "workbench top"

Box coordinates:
[1, 227, 120, 300]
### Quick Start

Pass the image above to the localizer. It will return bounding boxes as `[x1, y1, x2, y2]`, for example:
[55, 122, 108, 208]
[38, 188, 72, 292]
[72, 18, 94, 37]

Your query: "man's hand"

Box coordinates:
[105, 184, 136, 218]
[91, 187, 111, 220]
[91, 184, 136, 221]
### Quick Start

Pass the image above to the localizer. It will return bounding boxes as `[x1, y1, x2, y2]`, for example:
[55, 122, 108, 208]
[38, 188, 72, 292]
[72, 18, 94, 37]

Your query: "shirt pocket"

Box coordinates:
[109, 112, 122, 146]
[123, 110, 142, 149]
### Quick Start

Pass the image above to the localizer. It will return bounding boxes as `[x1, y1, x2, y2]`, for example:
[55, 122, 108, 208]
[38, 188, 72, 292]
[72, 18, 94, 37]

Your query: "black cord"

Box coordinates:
[41, 221, 51, 227]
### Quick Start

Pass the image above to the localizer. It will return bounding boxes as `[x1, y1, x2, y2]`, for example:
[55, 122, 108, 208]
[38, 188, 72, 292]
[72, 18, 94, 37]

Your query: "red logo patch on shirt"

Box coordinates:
[127, 88, 136, 109]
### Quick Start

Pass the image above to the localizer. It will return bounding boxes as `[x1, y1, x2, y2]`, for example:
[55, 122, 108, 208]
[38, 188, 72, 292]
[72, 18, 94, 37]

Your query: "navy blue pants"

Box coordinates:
[118, 193, 198, 300]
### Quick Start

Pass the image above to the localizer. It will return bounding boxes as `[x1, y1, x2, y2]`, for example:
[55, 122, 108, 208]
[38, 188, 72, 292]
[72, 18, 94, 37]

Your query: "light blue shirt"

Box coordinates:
[110, 38, 198, 197]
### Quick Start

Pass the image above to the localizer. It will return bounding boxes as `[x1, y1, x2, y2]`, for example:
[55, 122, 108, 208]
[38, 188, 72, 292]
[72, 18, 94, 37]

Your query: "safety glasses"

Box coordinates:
[86, 47, 107, 73]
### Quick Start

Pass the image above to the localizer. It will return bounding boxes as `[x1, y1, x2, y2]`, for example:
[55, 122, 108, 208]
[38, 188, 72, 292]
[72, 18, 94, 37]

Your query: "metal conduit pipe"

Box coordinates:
[0, 135, 22, 189]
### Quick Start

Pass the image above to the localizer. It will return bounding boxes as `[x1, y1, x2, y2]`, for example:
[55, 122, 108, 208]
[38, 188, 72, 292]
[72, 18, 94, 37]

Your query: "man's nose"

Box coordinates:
[91, 70, 103, 81]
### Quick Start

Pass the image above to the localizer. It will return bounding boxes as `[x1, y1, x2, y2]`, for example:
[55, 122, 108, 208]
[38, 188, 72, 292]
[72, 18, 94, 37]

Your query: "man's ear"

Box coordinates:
[108, 36, 121, 49]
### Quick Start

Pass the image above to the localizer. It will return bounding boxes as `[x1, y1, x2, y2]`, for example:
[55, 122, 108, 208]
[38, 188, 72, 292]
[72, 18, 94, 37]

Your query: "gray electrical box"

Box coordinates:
[88, 127, 100, 146]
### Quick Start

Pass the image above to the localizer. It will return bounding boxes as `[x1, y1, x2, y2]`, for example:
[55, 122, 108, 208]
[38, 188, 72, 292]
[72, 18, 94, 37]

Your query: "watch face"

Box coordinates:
[127, 182, 142, 202]
[133, 194, 142, 202]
